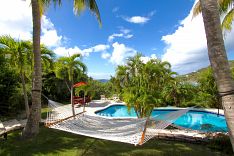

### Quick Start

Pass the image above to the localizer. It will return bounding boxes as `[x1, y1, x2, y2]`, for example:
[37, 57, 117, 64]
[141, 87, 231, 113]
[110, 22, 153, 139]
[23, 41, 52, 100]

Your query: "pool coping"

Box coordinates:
[73, 101, 228, 143]
[92, 102, 225, 120]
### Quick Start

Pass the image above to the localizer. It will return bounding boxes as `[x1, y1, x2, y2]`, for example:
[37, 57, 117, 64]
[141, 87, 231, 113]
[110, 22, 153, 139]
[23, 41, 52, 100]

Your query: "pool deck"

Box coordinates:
[75, 100, 225, 117]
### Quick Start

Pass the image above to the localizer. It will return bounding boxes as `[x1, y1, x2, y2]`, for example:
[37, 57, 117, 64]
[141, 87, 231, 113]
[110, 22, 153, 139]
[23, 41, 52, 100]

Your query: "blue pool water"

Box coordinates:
[96, 104, 228, 132]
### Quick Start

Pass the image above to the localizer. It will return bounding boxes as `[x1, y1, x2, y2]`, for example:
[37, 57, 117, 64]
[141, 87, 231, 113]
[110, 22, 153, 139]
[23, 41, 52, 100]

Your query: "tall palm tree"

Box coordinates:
[22, 0, 42, 139]
[193, 0, 234, 31]
[55, 54, 87, 116]
[199, 0, 234, 150]
[0, 35, 31, 118]
[23, 0, 101, 138]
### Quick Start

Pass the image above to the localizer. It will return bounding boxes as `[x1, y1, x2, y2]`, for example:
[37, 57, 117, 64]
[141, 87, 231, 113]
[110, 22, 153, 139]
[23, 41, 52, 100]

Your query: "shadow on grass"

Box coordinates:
[0, 126, 230, 156]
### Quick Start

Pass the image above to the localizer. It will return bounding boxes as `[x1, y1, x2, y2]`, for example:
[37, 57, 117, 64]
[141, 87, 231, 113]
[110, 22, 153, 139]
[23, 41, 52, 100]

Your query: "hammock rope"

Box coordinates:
[45, 100, 192, 145]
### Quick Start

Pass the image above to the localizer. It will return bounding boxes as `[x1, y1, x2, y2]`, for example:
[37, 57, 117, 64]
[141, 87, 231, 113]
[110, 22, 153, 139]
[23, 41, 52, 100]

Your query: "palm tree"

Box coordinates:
[40, 45, 55, 73]
[22, 0, 42, 138]
[193, 0, 234, 31]
[23, 0, 101, 138]
[116, 65, 129, 89]
[55, 54, 87, 116]
[116, 54, 174, 118]
[0, 35, 31, 118]
[199, 0, 234, 150]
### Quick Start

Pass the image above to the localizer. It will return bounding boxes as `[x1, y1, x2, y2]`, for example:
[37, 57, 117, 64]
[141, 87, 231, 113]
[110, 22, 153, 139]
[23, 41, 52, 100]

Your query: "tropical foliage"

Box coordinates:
[113, 54, 175, 118]
[0, 55, 19, 116]
[0, 35, 32, 118]
[55, 54, 87, 115]
[193, 0, 234, 31]
[22, 0, 102, 139]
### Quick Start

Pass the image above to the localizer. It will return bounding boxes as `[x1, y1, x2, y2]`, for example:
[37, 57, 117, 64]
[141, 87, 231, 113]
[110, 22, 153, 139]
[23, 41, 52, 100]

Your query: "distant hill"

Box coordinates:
[97, 79, 109, 83]
[180, 60, 234, 82]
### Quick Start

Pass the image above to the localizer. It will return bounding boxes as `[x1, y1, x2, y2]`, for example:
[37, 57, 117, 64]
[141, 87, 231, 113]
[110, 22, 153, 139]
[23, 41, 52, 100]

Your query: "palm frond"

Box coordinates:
[192, 1, 201, 18]
[222, 8, 234, 31]
[74, 60, 87, 73]
[73, 0, 102, 26]
[37, 0, 62, 16]
[88, 0, 102, 26]
[71, 53, 81, 61]
[219, 0, 233, 13]
[0, 35, 17, 49]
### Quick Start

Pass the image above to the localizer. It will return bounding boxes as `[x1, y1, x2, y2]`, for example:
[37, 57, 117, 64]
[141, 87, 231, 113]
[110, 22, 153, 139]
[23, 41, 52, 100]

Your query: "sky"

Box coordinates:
[0, 0, 233, 79]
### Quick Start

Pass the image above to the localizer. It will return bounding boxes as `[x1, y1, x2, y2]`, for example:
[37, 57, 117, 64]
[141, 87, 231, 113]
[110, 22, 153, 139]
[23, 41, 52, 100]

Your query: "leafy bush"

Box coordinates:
[0, 55, 19, 116]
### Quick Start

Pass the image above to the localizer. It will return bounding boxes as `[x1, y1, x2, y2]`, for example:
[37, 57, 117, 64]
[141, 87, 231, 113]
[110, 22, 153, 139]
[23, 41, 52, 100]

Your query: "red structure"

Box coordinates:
[73, 82, 87, 88]
[73, 96, 91, 105]
[72, 82, 91, 106]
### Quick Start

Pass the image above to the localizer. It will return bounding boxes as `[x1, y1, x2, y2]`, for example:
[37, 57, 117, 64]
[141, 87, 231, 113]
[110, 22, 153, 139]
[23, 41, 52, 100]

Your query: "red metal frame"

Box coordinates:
[73, 96, 91, 105]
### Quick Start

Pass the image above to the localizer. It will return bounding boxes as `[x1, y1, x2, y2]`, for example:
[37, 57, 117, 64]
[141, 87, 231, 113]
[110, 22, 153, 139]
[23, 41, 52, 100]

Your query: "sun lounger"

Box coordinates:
[0, 120, 7, 140]
[0, 119, 27, 140]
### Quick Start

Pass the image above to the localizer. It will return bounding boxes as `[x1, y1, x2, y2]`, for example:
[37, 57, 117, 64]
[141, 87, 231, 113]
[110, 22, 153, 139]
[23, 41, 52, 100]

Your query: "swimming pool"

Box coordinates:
[95, 104, 228, 132]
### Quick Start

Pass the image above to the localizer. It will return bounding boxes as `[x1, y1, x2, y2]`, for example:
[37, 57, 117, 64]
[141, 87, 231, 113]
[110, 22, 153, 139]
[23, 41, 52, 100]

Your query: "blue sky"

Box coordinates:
[0, 0, 233, 79]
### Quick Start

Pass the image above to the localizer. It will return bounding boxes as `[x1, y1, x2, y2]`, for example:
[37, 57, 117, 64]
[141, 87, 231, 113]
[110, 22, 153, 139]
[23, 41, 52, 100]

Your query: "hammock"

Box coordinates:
[45, 100, 192, 145]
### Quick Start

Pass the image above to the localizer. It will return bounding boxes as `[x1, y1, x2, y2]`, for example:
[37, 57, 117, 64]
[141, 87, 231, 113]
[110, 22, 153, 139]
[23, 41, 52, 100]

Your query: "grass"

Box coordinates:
[0, 126, 232, 156]
[41, 107, 49, 119]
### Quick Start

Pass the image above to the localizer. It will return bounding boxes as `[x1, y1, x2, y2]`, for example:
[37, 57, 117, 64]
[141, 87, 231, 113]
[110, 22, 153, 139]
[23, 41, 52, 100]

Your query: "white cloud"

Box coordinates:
[119, 27, 131, 34]
[161, 1, 234, 74]
[140, 54, 158, 64]
[108, 27, 133, 42]
[112, 7, 119, 13]
[108, 33, 124, 42]
[54, 46, 83, 57]
[125, 34, 133, 39]
[124, 16, 150, 24]
[93, 44, 110, 52]
[148, 10, 156, 17]
[108, 33, 133, 42]
[41, 16, 63, 47]
[225, 29, 234, 52]
[54, 44, 110, 57]
[101, 52, 111, 59]
[0, 0, 32, 40]
[0, 0, 64, 48]
[83, 44, 110, 53]
[122, 10, 155, 24]
[109, 42, 137, 65]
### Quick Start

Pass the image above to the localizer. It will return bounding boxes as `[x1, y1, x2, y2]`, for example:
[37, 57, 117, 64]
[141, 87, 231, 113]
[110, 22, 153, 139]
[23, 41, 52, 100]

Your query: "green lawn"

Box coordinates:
[0, 126, 232, 156]
[41, 107, 49, 119]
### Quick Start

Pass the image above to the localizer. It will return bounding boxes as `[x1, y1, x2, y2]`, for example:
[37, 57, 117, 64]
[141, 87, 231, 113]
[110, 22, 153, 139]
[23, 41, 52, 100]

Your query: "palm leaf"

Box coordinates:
[222, 8, 234, 31]
[73, 0, 102, 26]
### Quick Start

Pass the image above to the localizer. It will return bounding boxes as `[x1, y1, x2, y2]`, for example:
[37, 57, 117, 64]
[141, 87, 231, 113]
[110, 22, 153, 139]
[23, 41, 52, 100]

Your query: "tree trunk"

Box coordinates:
[20, 72, 30, 118]
[71, 86, 75, 116]
[22, 0, 41, 139]
[200, 0, 234, 151]
[71, 75, 75, 116]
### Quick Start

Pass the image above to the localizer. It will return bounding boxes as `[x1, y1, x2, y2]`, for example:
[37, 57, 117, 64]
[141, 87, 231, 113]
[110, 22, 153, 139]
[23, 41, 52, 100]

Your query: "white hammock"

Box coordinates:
[45, 100, 192, 145]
